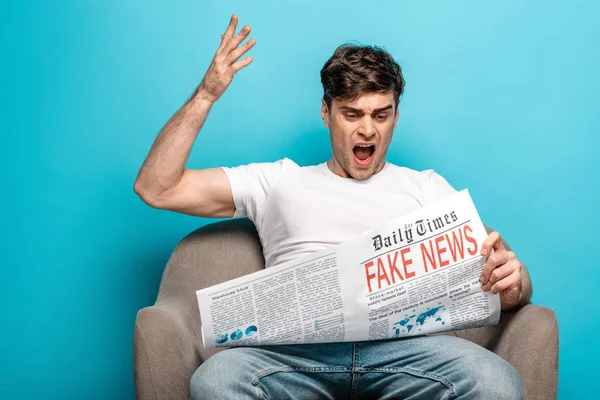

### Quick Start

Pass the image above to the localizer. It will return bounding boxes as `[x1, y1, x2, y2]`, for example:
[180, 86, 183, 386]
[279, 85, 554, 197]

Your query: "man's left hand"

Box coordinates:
[479, 231, 524, 310]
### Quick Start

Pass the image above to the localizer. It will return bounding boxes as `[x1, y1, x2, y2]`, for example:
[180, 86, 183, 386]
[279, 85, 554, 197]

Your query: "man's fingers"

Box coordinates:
[227, 37, 256, 65]
[489, 268, 522, 294]
[223, 24, 251, 55]
[480, 231, 505, 257]
[216, 14, 238, 53]
[480, 250, 516, 284]
[481, 259, 518, 291]
[223, 14, 238, 39]
[232, 55, 254, 72]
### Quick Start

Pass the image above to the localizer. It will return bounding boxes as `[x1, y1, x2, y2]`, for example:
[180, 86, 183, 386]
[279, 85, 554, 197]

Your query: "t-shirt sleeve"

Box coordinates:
[424, 169, 458, 205]
[221, 158, 290, 223]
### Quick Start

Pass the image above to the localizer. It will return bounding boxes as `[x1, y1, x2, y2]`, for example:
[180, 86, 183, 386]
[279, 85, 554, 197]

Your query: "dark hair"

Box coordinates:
[320, 43, 405, 110]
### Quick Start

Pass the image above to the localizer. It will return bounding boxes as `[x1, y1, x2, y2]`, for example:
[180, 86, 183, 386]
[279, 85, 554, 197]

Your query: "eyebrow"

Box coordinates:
[339, 104, 394, 114]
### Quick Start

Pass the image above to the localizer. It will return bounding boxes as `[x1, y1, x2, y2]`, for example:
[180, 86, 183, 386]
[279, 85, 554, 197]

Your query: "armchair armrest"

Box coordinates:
[493, 304, 559, 400]
[134, 301, 200, 400]
[134, 218, 266, 399]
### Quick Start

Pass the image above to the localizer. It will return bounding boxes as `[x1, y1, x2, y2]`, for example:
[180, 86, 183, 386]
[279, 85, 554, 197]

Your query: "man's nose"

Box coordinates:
[358, 117, 376, 139]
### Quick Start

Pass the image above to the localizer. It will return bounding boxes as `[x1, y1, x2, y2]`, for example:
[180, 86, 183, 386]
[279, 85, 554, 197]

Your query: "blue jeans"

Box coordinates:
[189, 335, 524, 399]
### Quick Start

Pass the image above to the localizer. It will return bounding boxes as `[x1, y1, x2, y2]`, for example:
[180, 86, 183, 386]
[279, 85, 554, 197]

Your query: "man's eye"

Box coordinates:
[345, 113, 357, 119]
[375, 115, 388, 121]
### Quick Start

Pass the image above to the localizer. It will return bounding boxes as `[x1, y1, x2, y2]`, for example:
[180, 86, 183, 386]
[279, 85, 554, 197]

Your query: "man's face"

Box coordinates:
[321, 92, 399, 180]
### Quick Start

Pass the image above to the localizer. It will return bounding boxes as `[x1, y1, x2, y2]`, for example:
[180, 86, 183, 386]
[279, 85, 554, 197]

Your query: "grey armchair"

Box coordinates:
[134, 218, 559, 399]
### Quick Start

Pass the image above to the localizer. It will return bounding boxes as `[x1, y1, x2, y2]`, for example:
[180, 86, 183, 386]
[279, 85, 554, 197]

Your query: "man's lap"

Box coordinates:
[190, 335, 523, 400]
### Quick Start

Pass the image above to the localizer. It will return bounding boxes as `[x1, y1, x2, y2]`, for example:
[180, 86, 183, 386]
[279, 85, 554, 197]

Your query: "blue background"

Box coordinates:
[2, 1, 598, 398]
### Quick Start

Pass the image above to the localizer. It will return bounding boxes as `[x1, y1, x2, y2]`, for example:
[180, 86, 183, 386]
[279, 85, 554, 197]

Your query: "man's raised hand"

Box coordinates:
[197, 14, 255, 103]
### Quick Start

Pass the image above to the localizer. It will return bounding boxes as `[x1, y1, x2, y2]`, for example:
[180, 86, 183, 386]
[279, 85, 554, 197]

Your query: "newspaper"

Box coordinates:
[196, 189, 500, 348]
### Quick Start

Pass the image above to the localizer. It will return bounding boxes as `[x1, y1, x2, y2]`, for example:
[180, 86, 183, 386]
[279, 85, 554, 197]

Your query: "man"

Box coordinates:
[135, 14, 531, 400]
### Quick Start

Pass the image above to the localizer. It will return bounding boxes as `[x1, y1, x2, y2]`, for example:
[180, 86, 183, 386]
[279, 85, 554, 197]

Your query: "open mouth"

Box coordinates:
[352, 144, 376, 166]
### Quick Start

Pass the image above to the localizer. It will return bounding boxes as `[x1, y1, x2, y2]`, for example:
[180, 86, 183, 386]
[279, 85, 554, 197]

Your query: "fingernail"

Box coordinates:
[481, 249, 487, 256]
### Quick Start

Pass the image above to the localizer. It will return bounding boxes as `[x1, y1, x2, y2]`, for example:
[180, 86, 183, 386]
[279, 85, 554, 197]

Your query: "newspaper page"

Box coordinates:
[196, 189, 500, 348]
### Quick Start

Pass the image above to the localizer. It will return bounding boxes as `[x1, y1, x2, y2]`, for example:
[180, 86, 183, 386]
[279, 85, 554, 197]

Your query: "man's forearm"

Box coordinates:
[134, 89, 214, 197]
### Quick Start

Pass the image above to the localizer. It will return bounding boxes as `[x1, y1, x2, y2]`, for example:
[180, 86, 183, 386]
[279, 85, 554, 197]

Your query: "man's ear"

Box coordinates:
[321, 98, 330, 127]
[393, 107, 400, 129]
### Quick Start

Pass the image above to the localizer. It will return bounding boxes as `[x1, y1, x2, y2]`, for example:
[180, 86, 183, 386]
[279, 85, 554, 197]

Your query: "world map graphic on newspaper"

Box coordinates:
[393, 305, 448, 336]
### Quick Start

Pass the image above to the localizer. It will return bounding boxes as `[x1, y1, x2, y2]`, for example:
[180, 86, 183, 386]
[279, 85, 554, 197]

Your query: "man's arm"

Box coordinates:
[133, 14, 255, 218]
[482, 225, 533, 310]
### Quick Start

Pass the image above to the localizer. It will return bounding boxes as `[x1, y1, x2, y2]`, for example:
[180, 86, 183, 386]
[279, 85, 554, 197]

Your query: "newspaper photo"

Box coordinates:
[196, 189, 500, 349]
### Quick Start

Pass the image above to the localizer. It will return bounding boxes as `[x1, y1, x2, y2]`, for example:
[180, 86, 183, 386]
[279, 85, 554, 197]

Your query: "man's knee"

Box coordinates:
[189, 349, 262, 400]
[465, 355, 524, 399]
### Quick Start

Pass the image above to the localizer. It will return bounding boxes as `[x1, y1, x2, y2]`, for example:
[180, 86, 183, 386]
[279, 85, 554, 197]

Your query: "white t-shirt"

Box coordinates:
[222, 158, 457, 269]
